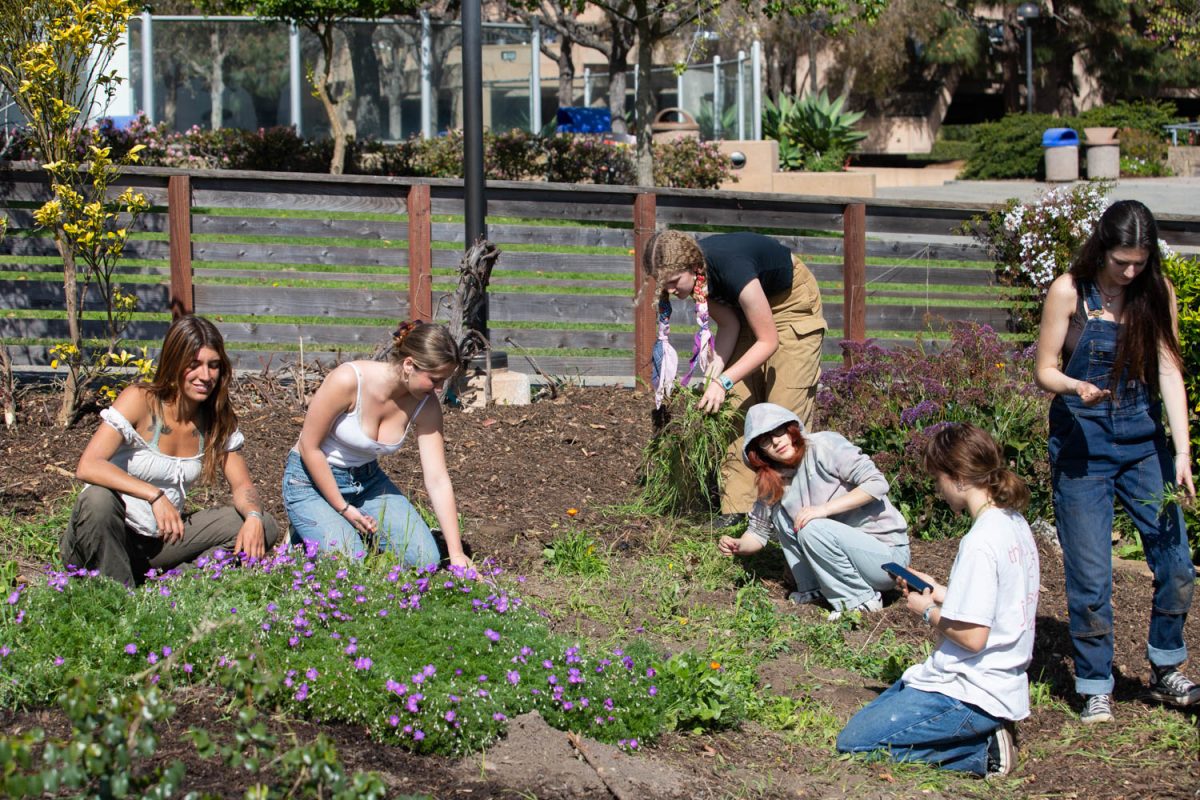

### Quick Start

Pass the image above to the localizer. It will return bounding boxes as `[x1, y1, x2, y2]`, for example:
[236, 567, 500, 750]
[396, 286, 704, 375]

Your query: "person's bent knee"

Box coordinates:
[836, 721, 879, 754]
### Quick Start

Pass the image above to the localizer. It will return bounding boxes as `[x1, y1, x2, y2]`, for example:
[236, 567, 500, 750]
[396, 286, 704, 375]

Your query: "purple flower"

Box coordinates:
[493, 712, 507, 721]
[183, 663, 194, 674]
[507, 670, 521, 685]
[484, 628, 500, 643]
[354, 657, 372, 670]
[53, 657, 64, 666]
[162, 646, 172, 657]
[146, 653, 158, 665]
[444, 710, 456, 722]
[389, 715, 400, 727]
[306, 668, 319, 680]
[413, 730, 425, 741]
[124, 643, 137, 655]
[648, 685, 658, 696]
[294, 683, 309, 701]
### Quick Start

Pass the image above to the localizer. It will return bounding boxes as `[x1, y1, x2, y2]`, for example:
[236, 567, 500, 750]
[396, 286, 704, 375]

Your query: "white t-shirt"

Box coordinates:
[901, 507, 1040, 721]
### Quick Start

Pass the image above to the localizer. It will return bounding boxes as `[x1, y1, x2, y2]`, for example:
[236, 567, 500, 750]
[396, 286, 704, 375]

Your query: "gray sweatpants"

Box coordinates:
[781, 517, 910, 612]
[60, 486, 279, 586]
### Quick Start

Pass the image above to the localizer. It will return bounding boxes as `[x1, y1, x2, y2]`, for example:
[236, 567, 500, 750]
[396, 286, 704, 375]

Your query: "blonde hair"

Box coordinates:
[643, 230, 705, 285]
[390, 321, 462, 372]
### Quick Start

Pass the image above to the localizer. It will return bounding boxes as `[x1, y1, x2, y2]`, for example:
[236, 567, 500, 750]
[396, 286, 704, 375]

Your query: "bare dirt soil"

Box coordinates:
[1, 384, 1198, 799]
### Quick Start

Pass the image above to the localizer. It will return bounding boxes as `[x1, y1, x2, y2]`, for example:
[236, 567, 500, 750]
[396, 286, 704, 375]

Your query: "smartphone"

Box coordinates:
[881, 562, 933, 594]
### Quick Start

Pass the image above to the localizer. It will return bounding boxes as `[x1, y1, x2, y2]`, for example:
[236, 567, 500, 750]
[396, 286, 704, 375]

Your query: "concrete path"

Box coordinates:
[876, 177, 1200, 218]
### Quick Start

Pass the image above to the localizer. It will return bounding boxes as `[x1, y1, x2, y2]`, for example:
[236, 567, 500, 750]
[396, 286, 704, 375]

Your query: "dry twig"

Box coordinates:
[565, 731, 635, 800]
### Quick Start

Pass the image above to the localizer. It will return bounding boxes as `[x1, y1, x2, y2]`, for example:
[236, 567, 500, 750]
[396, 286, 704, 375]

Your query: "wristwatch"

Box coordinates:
[922, 603, 938, 626]
[718, 374, 734, 391]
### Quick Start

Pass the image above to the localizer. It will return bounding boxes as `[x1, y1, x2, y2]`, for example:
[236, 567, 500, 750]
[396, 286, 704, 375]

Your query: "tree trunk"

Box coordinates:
[557, 34, 575, 108]
[209, 26, 225, 130]
[56, 234, 80, 427]
[316, 26, 347, 175]
[350, 23, 382, 140]
[607, 34, 630, 134]
[633, 6, 655, 187]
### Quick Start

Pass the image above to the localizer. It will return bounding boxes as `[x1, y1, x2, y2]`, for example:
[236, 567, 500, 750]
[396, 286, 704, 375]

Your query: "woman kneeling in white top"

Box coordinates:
[61, 315, 279, 585]
[282, 321, 469, 569]
[837, 422, 1040, 778]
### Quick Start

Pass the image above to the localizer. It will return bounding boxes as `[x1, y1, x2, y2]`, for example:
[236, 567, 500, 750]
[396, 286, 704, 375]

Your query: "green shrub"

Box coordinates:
[543, 528, 610, 577]
[544, 134, 635, 185]
[816, 322, 1051, 538]
[964, 181, 1111, 333]
[1077, 100, 1180, 137]
[652, 138, 732, 189]
[1161, 250, 1200, 552]
[1116, 128, 1172, 177]
[961, 113, 1077, 180]
[486, 129, 544, 181]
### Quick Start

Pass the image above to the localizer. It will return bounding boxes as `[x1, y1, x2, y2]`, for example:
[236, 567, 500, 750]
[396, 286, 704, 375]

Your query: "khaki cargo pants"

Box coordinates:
[720, 255, 826, 514]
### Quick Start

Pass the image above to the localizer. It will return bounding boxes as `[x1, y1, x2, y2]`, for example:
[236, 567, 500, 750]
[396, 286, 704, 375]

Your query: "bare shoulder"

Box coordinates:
[1044, 273, 1079, 311]
[111, 384, 152, 426]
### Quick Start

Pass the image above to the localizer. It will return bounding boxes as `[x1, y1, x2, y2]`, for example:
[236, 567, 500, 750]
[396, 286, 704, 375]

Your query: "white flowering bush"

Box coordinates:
[967, 182, 1111, 333]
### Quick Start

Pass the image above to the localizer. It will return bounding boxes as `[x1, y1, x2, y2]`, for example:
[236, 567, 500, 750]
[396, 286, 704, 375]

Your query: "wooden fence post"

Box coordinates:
[407, 183, 433, 322]
[633, 192, 657, 388]
[842, 202, 867, 366]
[167, 175, 193, 317]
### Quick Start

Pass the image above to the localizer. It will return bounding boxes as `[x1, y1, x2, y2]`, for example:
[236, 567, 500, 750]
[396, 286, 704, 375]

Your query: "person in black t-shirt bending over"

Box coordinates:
[644, 230, 827, 524]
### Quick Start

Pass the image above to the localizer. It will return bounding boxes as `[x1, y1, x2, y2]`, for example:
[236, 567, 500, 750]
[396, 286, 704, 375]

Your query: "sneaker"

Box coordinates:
[986, 724, 1017, 778]
[712, 513, 746, 529]
[1148, 665, 1200, 707]
[1080, 693, 1114, 724]
[827, 593, 884, 622]
[787, 590, 821, 606]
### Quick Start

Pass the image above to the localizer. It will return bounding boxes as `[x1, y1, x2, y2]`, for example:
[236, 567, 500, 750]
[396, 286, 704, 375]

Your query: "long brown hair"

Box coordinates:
[1069, 200, 1183, 392]
[145, 315, 236, 485]
[923, 423, 1030, 512]
[746, 422, 807, 505]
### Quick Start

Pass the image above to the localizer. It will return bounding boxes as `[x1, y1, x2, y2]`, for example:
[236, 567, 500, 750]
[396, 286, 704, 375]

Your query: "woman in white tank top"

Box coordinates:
[282, 321, 469, 568]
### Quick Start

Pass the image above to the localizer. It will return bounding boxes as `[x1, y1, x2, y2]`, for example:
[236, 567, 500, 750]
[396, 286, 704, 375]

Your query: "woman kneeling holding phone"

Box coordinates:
[837, 423, 1040, 778]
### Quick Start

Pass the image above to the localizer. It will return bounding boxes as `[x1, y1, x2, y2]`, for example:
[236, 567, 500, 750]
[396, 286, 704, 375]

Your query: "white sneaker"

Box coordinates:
[827, 593, 884, 622]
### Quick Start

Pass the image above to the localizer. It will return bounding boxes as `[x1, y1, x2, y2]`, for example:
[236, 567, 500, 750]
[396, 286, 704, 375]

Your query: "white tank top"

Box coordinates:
[317, 362, 428, 468]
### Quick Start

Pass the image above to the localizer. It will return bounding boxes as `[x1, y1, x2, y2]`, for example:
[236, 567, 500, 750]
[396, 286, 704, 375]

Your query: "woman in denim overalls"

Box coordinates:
[1036, 201, 1197, 724]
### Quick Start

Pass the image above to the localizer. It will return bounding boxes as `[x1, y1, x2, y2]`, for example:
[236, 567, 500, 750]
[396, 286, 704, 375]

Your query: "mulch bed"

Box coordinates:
[1, 383, 1198, 798]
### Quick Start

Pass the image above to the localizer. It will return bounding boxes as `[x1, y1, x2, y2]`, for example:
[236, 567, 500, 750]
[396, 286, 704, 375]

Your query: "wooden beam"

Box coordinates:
[843, 202, 867, 366]
[633, 192, 657, 388]
[167, 175, 194, 317]
[407, 184, 433, 322]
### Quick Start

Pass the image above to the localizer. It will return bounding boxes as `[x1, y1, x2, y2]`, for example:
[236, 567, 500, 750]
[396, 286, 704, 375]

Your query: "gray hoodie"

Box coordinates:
[741, 403, 909, 548]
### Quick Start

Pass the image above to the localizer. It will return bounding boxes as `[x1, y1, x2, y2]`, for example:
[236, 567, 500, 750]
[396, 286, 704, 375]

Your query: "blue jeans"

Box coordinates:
[837, 681, 1002, 776]
[1052, 446, 1192, 695]
[779, 518, 909, 611]
[282, 451, 438, 567]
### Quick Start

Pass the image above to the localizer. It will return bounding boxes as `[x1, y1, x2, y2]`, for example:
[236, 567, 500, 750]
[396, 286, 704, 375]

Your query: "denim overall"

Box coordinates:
[1049, 280, 1193, 696]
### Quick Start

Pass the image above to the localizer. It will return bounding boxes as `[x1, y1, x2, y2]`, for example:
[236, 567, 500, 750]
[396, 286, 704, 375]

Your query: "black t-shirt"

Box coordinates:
[698, 233, 794, 307]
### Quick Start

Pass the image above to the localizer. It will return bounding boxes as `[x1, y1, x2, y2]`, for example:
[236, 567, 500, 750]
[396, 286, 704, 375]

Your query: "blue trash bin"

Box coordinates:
[1042, 127, 1080, 182]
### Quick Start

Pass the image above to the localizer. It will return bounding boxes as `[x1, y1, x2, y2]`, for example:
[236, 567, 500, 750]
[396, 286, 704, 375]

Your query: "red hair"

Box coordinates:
[746, 423, 806, 505]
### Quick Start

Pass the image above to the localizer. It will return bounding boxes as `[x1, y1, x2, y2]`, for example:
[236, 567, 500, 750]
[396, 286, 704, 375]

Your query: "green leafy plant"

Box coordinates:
[652, 137, 733, 189]
[543, 528, 610, 578]
[961, 113, 1070, 180]
[1162, 250, 1199, 553]
[637, 388, 739, 516]
[762, 90, 866, 172]
[659, 652, 749, 734]
[0, 677, 186, 798]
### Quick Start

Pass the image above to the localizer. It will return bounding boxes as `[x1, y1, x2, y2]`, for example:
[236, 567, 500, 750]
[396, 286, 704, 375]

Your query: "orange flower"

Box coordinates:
[566, 508, 579, 517]
[710, 661, 721, 670]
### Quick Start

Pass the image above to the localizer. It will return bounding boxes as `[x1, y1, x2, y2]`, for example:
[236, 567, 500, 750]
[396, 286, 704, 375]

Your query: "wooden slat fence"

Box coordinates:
[6, 164, 1198, 381]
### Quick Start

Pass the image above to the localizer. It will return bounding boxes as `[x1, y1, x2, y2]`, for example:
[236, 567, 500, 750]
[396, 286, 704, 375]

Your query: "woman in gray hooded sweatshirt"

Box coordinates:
[717, 402, 910, 619]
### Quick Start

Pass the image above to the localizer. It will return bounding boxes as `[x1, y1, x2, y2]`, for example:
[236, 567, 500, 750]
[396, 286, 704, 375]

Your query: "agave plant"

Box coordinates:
[763, 90, 867, 172]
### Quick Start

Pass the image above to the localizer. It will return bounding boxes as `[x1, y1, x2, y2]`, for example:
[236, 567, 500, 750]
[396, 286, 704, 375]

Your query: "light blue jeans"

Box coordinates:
[837, 680, 1003, 776]
[282, 451, 438, 567]
[780, 518, 909, 611]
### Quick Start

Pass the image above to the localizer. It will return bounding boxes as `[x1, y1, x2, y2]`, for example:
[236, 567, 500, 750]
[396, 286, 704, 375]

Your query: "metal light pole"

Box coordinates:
[1017, 3, 1039, 113]
[462, 0, 489, 339]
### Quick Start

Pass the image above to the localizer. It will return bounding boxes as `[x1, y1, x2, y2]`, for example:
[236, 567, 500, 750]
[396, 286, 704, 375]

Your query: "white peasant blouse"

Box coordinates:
[82, 407, 244, 538]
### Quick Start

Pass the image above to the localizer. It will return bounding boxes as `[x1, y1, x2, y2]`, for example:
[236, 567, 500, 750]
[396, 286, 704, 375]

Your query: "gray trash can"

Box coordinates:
[1084, 127, 1120, 179]
[1043, 128, 1080, 182]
